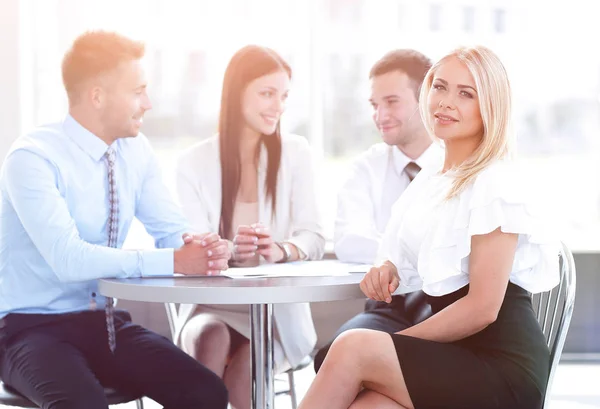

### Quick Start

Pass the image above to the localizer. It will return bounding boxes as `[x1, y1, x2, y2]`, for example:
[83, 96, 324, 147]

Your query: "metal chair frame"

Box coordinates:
[0, 382, 144, 408]
[533, 241, 577, 409]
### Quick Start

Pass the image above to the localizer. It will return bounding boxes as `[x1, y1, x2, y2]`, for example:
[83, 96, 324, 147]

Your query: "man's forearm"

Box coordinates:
[52, 244, 173, 282]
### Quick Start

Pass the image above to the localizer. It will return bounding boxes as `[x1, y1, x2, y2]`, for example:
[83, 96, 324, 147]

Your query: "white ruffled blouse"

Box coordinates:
[378, 160, 560, 296]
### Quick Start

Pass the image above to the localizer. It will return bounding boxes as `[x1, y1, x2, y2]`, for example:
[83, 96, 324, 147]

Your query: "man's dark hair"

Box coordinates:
[369, 49, 432, 100]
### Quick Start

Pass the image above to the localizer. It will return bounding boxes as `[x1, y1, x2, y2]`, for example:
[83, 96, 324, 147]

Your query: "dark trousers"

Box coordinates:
[313, 291, 432, 372]
[0, 310, 228, 409]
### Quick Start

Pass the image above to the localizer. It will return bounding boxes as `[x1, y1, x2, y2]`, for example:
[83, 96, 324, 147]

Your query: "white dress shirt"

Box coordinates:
[334, 142, 443, 264]
[378, 160, 561, 296]
[174, 133, 325, 368]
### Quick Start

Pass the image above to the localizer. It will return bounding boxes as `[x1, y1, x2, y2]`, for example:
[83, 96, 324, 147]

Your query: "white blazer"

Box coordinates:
[175, 133, 325, 367]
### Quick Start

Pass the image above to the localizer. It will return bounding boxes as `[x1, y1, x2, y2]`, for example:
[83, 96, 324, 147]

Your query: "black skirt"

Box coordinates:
[390, 283, 549, 409]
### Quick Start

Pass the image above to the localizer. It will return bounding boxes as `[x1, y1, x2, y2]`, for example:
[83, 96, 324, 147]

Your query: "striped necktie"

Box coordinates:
[104, 146, 118, 353]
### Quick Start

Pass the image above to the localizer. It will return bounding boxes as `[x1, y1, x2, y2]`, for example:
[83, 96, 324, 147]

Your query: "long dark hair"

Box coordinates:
[218, 45, 291, 239]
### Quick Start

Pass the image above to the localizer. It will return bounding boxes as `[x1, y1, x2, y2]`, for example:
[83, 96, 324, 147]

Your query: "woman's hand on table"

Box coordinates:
[251, 223, 286, 263]
[360, 260, 400, 303]
[231, 225, 261, 262]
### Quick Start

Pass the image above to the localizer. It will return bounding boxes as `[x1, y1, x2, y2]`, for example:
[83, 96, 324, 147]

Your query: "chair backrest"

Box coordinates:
[532, 241, 576, 408]
[165, 302, 187, 347]
[165, 302, 179, 341]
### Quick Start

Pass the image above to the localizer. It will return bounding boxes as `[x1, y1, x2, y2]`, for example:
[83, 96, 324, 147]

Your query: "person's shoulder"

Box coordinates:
[281, 133, 310, 150]
[348, 143, 390, 169]
[280, 134, 316, 167]
[464, 159, 536, 206]
[2, 123, 66, 181]
[362, 142, 390, 158]
[7, 122, 65, 162]
[176, 135, 220, 174]
[474, 159, 522, 186]
[180, 135, 219, 158]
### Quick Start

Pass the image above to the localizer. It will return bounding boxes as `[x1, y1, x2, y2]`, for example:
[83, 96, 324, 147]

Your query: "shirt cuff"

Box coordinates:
[140, 249, 174, 277]
[286, 237, 311, 261]
[297, 247, 307, 260]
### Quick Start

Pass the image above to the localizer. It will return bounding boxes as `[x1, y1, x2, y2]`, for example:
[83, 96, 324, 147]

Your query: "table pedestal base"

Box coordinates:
[250, 303, 274, 409]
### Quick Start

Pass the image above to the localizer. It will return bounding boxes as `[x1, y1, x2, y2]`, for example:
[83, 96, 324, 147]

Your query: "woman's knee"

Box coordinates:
[326, 329, 389, 370]
[330, 329, 376, 357]
[181, 315, 231, 354]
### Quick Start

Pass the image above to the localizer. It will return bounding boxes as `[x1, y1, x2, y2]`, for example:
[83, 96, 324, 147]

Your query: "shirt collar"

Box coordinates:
[390, 145, 412, 177]
[62, 114, 111, 161]
[391, 142, 444, 176]
[415, 143, 444, 170]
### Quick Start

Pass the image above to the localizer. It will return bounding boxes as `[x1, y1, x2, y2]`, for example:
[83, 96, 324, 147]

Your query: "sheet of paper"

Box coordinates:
[223, 260, 371, 278]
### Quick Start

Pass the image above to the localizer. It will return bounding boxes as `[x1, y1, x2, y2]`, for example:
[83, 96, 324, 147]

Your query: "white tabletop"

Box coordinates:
[98, 262, 367, 304]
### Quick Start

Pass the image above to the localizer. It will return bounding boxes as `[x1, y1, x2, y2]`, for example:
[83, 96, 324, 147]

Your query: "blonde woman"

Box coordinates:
[298, 46, 559, 409]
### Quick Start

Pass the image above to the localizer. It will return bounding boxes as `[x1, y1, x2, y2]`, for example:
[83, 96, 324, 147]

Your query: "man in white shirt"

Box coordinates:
[314, 49, 442, 372]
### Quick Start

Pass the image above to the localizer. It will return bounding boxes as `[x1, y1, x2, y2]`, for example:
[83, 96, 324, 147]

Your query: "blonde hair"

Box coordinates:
[62, 31, 145, 103]
[419, 45, 513, 199]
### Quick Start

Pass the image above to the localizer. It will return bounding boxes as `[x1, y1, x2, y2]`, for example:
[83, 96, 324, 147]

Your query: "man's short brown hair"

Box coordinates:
[62, 30, 145, 101]
[369, 49, 432, 100]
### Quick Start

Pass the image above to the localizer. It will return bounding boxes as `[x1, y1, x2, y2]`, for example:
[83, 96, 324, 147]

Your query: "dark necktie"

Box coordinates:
[404, 161, 421, 182]
[104, 146, 118, 353]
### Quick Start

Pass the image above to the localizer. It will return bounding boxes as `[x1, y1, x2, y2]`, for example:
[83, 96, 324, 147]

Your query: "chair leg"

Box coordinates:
[288, 370, 297, 409]
[136, 397, 144, 409]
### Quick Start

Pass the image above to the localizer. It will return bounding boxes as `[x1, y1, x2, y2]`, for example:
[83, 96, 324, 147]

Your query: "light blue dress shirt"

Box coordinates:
[0, 115, 189, 318]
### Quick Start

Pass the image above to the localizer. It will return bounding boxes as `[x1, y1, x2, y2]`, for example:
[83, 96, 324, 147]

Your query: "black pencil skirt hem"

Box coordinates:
[390, 283, 548, 409]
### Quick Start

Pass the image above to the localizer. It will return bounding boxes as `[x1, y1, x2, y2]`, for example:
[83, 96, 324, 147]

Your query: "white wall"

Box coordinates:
[0, 0, 21, 165]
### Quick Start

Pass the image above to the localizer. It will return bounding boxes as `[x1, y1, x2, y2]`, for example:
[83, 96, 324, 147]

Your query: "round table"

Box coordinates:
[99, 271, 365, 409]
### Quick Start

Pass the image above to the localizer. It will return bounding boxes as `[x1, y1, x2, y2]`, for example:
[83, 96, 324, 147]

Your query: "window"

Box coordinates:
[493, 8, 506, 33]
[328, 0, 363, 24]
[16, 0, 600, 250]
[324, 54, 374, 157]
[398, 3, 406, 29]
[463, 6, 475, 33]
[429, 4, 442, 31]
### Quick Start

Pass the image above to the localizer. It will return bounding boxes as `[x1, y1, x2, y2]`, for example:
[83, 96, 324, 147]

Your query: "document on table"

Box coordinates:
[223, 260, 371, 278]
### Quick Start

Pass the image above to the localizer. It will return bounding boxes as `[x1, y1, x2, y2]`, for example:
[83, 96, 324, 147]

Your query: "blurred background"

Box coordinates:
[2, 1, 600, 407]
[2, 0, 599, 248]
[2, 0, 600, 344]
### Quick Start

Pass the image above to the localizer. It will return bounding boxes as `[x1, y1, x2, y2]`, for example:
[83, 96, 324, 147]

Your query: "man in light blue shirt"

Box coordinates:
[0, 31, 229, 409]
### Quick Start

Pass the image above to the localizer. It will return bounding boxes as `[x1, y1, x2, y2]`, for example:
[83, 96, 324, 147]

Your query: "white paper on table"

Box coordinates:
[223, 260, 371, 279]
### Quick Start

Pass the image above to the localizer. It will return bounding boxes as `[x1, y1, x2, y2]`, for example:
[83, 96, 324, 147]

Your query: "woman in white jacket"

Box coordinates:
[175, 45, 325, 409]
